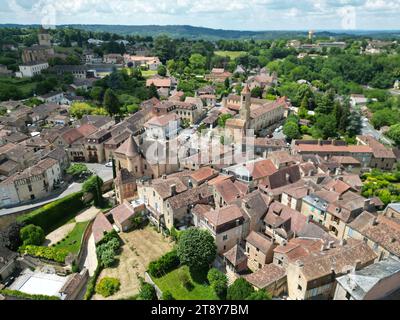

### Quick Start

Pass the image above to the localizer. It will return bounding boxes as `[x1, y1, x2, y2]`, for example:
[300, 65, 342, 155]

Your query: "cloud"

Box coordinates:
[1, 0, 400, 30]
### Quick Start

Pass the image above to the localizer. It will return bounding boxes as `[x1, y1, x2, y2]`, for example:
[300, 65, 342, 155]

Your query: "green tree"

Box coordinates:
[346, 111, 362, 137]
[157, 65, 167, 77]
[217, 114, 233, 128]
[148, 83, 160, 99]
[251, 86, 263, 98]
[387, 124, 400, 146]
[176, 228, 217, 273]
[312, 114, 337, 139]
[189, 53, 206, 74]
[20, 224, 45, 246]
[283, 121, 300, 140]
[227, 278, 255, 300]
[103, 88, 121, 116]
[246, 289, 272, 300]
[82, 175, 104, 207]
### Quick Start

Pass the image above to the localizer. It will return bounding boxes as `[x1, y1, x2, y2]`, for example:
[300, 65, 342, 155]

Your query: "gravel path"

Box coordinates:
[75, 207, 101, 223]
[44, 222, 76, 246]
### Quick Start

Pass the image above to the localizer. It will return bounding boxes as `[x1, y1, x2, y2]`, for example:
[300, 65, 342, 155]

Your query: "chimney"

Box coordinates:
[320, 244, 325, 252]
[370, 217, 378, 227]
[162, 174, 167, 180]
[262, 151, 267, 158]
[170, 184, 177, 196]
[328, 241, 335, 249]
[364, 199, 371, 211]
[285, 173, 291, 183]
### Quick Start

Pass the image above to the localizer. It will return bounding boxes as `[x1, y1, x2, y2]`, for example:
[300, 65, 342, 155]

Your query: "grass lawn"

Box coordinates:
[142, 70, 157, 78]
[153, 266, 218, 300]
[53, 221, 89, 254]
[214, 51, 247, 59]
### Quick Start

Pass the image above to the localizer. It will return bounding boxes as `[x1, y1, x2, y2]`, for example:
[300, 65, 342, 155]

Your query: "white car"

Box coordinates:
[105, 161, 113, 168]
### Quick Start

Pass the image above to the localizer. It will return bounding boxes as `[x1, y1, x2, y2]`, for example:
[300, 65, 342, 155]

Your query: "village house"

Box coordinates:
[273, 238, 377, 300]
[205, 68, 232, 83]
[198, 204, 246, 254]
[345, 211, 400, 261]
[300, 188, 373, 240]
[110, 199, 145, 232]
[263, 201, 307, 245]
[0, 158, 62, 206]
[83, 129, 112, 163]
[356, 135, 396, 171]
[114, 168, 136, 204]
[103, 53, 124, 64]
[144, 113, 181, 140]
[245, 231, 276, 272]
[334, 257, 400, 300]
[37, 91, 64, 104]
[244, 264, 287, 296]
[137, 173, 188, 230]
[146, 77, 172, 97]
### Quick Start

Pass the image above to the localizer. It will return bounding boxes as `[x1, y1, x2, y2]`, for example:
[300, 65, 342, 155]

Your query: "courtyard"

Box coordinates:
[92, 225, 173, 300]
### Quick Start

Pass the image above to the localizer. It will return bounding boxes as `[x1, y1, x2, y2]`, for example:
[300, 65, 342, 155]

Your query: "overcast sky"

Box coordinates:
[0, 0, 399, 30]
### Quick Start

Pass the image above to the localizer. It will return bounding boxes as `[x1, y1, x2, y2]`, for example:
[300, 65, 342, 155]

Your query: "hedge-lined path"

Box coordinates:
[92, 226, 173, 300]
[44, 222, 76, 246]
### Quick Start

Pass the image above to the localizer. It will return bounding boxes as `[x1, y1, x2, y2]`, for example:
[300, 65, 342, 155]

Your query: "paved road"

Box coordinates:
[361, 119, 394, 146]
[0, 164, 112, 217]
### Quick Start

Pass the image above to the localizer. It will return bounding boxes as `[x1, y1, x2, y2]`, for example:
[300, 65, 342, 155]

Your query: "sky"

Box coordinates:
[0, 0, 399, 31]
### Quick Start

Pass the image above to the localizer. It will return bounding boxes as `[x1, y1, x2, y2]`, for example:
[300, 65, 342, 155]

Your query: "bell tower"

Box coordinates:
[38, 28, 52, 47]
[240, 84, 251, 125]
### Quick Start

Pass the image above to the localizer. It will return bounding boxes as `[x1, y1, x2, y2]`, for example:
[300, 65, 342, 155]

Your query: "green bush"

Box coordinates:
[0, 289, 60, 300]
[20, 245, 69, 263]
[84, 264, 102, 300]
[138, 282, 158, 300]
[246, 289, 272, 300]
[162, 290, 175, 300]
[95, 277, 121, 297]
[20, 224, 45, 246]
[227, 278, 255, 300]
[207, 268, 228, 299]
[17, 192, 85, 234]
[96, 236, 121, 267]
[148, 249, 180, 278]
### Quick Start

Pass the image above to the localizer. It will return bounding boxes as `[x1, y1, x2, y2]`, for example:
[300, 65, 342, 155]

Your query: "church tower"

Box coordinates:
[239, 84, 251, 126]
[38, 28, 52, 47]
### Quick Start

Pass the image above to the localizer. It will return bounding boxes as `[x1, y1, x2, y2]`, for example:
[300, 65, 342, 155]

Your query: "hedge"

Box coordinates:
[95, 277, 121, 297]
[20, 245, 69, 263]
[17, 192, 85, 234]
[84, 264, 103, 300]
[148, 249, 180, 278]
[0, 289, 60, 300]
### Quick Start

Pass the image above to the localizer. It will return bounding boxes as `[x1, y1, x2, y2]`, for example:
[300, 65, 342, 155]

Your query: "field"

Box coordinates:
[214, 51, 247, 59]
[153, 266, 218, 300]
[93, 226, 173, 300]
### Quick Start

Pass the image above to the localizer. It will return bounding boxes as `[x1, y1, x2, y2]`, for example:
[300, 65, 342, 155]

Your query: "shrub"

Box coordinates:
[179, 272, 193, 291]
[138, 282, 158, 300]
[162, 290, 175, 300]
[96, 236, 121, 267]
[0, 289, 60, 300]
[95, 277, 121, 297]
[20, 224, 45, 246]
[148, 249, 180, 278]
[20, 245, 69, 263]
[207, 268, 228, 299]
[17, 192, 85, 234]
[227, 278, 255, 300]
[246, 289, 272, 300]
[84, 264, 102, 300]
